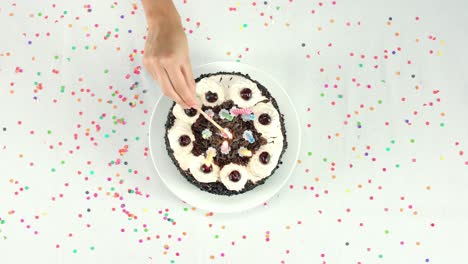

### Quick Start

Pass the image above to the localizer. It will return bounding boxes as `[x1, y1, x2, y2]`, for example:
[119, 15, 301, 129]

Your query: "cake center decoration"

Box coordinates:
[219, 109, 234, 121]
[201, 147, 216, 173]
[242, 130, 255, 143]
[201, 128, 212, 139]
[238, 147, 252, 157]
[220, 140, 231, 155]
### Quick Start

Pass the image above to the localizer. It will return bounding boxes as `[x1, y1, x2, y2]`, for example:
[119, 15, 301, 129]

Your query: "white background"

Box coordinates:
[1, 0, 468, 263]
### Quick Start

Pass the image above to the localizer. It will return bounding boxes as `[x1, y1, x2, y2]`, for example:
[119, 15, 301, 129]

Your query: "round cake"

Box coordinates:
[164, 72, 287, 195]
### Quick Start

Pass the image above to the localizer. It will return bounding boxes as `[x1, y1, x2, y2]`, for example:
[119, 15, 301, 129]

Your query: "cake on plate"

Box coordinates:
[165, 72, 287, 195]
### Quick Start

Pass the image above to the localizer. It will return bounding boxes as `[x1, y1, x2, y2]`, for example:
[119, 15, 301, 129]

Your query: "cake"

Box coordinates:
[164, 72, 287, 195]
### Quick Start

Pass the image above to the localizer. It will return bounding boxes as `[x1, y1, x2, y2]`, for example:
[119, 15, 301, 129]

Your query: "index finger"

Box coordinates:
[166, 66, 198, 109]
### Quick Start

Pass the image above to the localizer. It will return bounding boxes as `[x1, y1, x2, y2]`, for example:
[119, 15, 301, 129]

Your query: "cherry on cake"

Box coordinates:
[165, 72, 287, 195]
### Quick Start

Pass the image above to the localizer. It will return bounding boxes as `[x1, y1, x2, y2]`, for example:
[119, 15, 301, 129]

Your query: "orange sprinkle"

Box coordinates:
[395, 32, 400, 37]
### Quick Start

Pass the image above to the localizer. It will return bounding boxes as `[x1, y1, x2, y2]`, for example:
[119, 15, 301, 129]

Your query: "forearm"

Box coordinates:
[141, 0, 181, 31]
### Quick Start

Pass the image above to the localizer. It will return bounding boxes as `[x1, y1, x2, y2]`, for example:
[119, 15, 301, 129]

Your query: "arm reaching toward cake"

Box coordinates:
[141, 0, 198, 109]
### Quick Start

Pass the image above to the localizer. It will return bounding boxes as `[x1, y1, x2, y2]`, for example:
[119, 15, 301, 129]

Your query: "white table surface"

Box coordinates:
[1, 0, 467, 263]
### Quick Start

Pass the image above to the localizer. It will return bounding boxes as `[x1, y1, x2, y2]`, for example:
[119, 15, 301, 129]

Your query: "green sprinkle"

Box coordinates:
[183, 208, 188, 212]
[338, 94, 343, 99]
[73, 249, 77, 254]
[54, 55, 59, 60]
[391, 140, 395, 144]
[60, 85, 65, 93]
[308, 152, 312, 156]
[90, 246, 95, 251]
[135, 136, 140, 141]
[323, 158, 328, 162]
[38, 12, 43, 16]
[47, 130, 52, 135]
[61, 160, 65, 164]
[37, 72, 41, 76]
[385, 147, 391, 151]
[1, 220, 6, 224]
[90, 170, 94, 175]
[71, 46, 76, 50]
[85, 45, 89, 50]
[133, 228, 138, 233]
[104, 69, 109, 74]
[359, 63, 363, 68]
[144, 228, 148, 232]
[396, 164, 400, 168]
[276, 6, 280, 10]
[320, 93, 325, 97]
[104, 134, 109, 138]
[25, 186, 29, 190]
[243, 24, 248, 28]
[385, 230, 389, 234]
[410, 139, 415, 143]
[378, 254, 383, 258]
[378, 100, 383, 104]
[51, 168, 56, 172]
[63, 11, 68, 15]
[440, 123, 445, 127]
[110, 187, 115, 191]
[215, 235, 219, 239]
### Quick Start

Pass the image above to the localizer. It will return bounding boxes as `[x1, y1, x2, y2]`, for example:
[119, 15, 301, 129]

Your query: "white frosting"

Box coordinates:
[174, 151, 192, 171]
[188, 155, 220, 183]
[227, 78, 266, 108]
[172, 103, 199, 123]
[219, 164, 250, 191]
[252, 102, 281, 138]
[195, 78, 225, 107]
[248, 141, 283, 182]
[167, 120, 194, 155]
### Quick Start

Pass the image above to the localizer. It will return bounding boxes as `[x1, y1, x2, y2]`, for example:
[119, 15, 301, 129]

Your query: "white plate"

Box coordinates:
[149, 62, 301, 213]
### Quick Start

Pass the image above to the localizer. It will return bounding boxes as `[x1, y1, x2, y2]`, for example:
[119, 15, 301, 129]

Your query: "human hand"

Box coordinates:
[142, 8, 197, 109]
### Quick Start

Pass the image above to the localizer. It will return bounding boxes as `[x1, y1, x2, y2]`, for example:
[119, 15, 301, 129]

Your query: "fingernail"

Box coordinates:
[190, 101, 199, 109]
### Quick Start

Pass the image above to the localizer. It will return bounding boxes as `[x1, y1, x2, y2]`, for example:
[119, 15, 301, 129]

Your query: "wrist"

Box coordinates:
[143, 0, 181, 31]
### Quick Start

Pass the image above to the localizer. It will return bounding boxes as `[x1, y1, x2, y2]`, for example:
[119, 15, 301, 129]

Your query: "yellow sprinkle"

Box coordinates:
[440, 155, 444, 160]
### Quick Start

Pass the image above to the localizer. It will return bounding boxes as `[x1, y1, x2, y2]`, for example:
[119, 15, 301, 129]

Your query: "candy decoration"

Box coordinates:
[243, 130, 255, 143]
[204, 147, 216, 166]
[204, 109, 215, 118]
[201, 128, 212, 139]
[230, 107, 253, 115]
[241, 113, 255, 121]
[238, 147, 252, 157]
[220, 140, 231, 155]
[219, 109, 234, 121]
